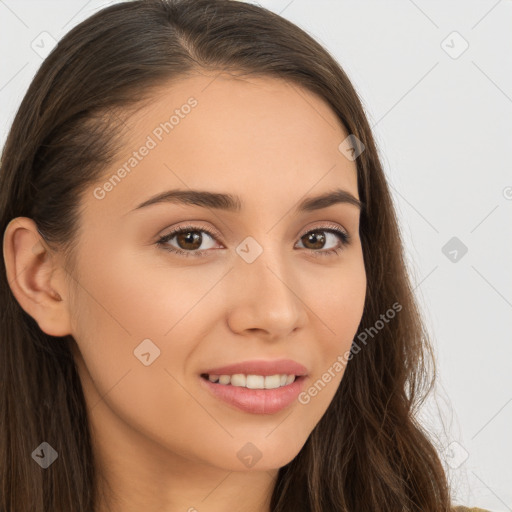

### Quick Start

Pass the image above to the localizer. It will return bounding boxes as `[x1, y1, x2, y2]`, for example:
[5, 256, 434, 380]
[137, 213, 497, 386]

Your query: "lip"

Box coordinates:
[199, 359, 309, 377]
[199, 374, 308, 414]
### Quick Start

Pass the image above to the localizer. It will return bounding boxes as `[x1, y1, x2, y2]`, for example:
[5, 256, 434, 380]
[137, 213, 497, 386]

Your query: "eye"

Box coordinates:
[296, 225, 350, 257]
[156, 222, 350, 258]
[156, 223, 220, 258]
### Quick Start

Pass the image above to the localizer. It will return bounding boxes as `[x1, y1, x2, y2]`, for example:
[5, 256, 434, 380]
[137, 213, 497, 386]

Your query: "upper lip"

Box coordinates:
[200, 359, 308, 377]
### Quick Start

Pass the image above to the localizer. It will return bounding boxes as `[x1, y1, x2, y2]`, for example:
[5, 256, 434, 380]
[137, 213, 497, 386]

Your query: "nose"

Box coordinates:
[225, 248, 308, 340]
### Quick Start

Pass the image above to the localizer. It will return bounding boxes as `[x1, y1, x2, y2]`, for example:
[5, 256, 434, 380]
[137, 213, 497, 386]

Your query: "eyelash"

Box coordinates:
[156, 223, 351, 259]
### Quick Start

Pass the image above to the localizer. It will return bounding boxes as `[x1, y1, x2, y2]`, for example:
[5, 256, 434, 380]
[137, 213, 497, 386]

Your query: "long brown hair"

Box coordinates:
[0, 0, 452, 510]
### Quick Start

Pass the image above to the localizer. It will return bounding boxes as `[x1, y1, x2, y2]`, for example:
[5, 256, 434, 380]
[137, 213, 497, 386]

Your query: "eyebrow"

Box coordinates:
[130, 187, 364, 214]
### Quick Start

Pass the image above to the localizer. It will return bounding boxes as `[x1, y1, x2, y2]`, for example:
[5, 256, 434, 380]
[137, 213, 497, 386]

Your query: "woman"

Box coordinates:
[0, 0, 490, 510]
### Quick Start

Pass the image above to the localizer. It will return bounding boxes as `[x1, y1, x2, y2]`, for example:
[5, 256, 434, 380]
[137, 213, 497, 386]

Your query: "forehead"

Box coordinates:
[88, 72, 358, 217]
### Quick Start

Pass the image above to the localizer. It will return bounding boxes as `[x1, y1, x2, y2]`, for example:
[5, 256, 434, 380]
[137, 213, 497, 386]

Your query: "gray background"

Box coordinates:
[1, 1, 511, 510]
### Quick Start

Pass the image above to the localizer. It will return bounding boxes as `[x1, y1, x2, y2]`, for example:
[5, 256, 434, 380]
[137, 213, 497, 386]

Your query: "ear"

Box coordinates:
[2, 217, 73, 337]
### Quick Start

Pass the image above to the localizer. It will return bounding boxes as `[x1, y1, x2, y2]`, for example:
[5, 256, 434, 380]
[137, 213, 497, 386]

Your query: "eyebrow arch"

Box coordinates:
[130, 187, 364, 214]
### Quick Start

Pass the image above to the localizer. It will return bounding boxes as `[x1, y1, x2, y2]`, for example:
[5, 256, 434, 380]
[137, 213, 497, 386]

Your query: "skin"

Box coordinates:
[3, 72, 366, 512]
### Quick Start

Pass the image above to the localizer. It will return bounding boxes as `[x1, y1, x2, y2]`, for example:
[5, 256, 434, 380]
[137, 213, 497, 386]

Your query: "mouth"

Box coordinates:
[198, 373, 308, 414]
[200, 373, 306, 389]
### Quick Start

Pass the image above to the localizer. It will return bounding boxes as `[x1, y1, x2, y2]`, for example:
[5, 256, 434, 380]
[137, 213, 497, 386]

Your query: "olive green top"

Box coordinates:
[452, 507, 491, 512]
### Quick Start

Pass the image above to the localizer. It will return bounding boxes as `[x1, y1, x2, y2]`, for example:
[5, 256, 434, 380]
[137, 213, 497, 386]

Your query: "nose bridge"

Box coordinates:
[227, 239, 306, 336]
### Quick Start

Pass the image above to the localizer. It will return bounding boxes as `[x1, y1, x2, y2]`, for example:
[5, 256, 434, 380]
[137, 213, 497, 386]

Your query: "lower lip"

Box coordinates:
[199, 375, 307, 414]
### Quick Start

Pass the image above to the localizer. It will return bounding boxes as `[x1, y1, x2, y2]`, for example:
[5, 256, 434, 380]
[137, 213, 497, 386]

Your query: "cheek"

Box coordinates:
[68, 243, 224, 405]
[318, 253, 367, 344]
[305, 254, 366, 399]
[73, 237, 222, 340]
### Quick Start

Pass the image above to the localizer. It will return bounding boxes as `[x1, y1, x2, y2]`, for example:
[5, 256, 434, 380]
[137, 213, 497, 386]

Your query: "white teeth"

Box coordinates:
[218, 375, 231, 385]
[264, 375, 282, 389]
[230, 374, 246, 387]
[246, 375, 264, 389]
[205, 373, 297, 389]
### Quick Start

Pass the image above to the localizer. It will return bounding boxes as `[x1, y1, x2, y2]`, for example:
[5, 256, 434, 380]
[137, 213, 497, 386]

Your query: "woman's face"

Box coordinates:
[58, 73, 366, 473]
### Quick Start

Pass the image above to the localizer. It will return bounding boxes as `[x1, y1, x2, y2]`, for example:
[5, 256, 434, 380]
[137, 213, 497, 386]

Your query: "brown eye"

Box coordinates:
[301, 231, 327, 250]
[296, 227, 350, 257]
[156, 224, 219, 258]
[175, 231, 203, 251]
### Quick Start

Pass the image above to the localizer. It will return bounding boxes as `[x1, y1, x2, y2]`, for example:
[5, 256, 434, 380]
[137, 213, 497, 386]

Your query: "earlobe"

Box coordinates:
[3, 217, 72, 337]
